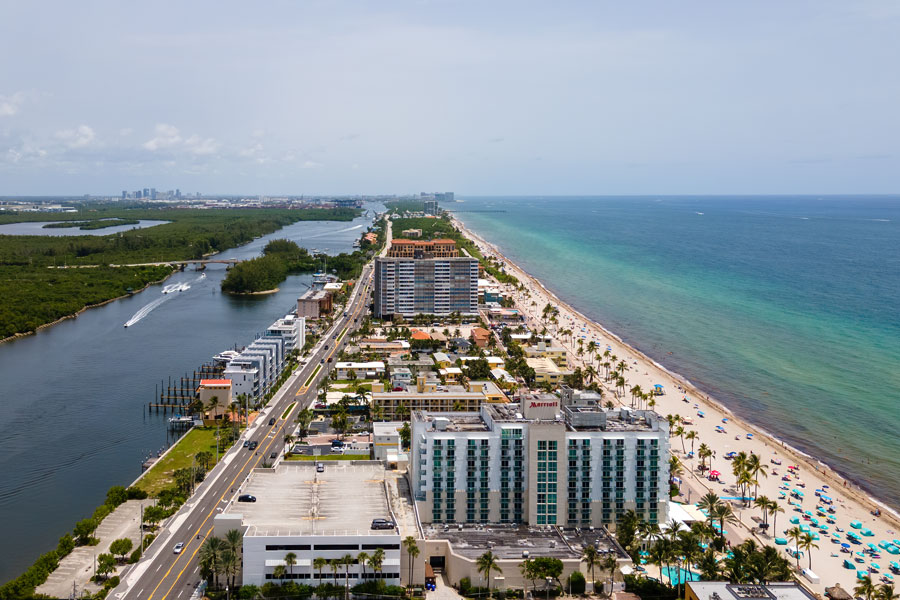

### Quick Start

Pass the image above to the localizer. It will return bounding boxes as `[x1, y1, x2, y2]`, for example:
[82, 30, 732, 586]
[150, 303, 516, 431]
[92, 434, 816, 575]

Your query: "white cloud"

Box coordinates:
[55, 125, 96, 148]
[239, 142, 263, 157]
[301, 160, 323, 169]
[119, 128, 133, 136]
[184, 134, 219, 155]
[0, 92, 25, 117]
[143, 123, 183, 150]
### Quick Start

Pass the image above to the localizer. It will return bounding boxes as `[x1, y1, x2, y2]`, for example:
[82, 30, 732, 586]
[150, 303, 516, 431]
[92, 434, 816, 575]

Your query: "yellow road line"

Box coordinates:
[151, 275, 371, 599]
[152, 422, 283, 600]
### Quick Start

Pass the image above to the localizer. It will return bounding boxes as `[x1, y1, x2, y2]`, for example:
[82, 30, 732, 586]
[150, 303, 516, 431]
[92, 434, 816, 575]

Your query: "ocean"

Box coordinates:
[455, 196, 900, 507]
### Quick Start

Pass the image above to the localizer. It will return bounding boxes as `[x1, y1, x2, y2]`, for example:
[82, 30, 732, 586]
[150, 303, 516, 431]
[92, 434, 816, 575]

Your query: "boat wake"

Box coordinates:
[124, 295, 173, 327]
[304, 224, 364, 239]
[125, 275, 204, 327]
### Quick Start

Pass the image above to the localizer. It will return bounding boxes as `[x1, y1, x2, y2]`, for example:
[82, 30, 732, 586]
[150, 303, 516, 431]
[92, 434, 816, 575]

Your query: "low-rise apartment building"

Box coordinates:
[372, 374, 508, 420]
[526, 356, 573, 385]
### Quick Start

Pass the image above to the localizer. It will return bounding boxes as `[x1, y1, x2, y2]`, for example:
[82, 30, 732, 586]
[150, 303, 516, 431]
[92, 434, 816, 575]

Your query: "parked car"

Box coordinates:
[173, 542, 185, 554]
[316, 463, 325, 473]
[238, 494, 257, 503]
[370, 518, 395, 530]
[269, 451, 277, 459]
[330, 446, 345, 454]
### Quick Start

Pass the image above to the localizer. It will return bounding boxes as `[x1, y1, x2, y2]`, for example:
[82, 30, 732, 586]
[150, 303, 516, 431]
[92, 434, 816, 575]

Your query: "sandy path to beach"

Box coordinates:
[454, 217, 900, 594]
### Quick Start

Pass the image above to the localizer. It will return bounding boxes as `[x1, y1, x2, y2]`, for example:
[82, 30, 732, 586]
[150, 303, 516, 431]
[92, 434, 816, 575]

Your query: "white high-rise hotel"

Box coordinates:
[411, 388, 670, 528]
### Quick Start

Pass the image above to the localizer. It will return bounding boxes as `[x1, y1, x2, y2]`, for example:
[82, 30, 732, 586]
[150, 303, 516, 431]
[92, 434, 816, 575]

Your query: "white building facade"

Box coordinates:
[411, 400, 670, 529]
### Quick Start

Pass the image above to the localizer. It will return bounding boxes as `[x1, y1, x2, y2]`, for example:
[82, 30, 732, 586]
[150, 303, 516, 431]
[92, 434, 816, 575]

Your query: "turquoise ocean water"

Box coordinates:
[455, 196, 900, 508]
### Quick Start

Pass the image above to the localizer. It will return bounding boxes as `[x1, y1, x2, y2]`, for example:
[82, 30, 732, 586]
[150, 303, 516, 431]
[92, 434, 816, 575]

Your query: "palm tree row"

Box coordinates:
[199, 529, 244, 591]
[855, 576, 898, 600]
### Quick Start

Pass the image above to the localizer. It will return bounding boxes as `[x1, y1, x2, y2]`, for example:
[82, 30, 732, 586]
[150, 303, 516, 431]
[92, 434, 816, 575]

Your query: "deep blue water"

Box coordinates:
[456, 196, 900, 506]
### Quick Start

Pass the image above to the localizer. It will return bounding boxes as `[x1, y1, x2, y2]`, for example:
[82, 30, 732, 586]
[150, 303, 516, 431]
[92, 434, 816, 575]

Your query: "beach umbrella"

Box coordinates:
[851, 520, 863, 529]
[862, 528, 874, 537]
[842, 543, 851, 549]
[790, 517, 800, 524]
[894, 540, 900, 547]
[871, 563, 881, 571]
[858, 571, 869, 580]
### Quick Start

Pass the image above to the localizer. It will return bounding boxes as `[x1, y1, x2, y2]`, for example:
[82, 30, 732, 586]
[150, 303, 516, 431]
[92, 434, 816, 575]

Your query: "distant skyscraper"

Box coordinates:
[135, 190, 142, 199]
[424, 199, 439, 215]
[150, 188, 157, 200]
[175, 188, 181, 198]
[373, 253, 478, 318]
[121, 191, 127, 200]
[143, 188, 150, 198]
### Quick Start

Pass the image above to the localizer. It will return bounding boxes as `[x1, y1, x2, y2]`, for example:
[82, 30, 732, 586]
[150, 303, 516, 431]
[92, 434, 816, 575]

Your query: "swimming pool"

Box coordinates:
[660, 567, 700, 585]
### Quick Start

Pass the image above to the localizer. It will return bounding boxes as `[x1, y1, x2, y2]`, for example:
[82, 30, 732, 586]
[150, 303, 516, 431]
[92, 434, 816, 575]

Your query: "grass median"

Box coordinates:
[134, 427, 224, 496]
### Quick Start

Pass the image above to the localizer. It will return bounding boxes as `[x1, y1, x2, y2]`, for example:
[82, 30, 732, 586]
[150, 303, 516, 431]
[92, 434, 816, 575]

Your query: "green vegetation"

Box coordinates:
[385, 199, 426, 214]
[281, 402, 296, 420]
[134, 426, 232, 496]
[0, 485, 146, 600]
[221, 238, 371, 294]
[0, 264, 172, 339]
[0, 206, 358, 338]
[390, 216, 518, 284]
[43, 218, 140, 230]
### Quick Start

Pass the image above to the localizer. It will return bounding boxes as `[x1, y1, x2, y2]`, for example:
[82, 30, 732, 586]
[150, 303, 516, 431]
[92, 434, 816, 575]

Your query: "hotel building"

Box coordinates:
[410, 395, 669, 529]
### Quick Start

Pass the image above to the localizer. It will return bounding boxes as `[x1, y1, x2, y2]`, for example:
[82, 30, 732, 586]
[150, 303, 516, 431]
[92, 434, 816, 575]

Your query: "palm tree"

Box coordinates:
[747, 453, 768, 499]
[403, 536, 420, 589]
[273, 564, 287, 585]
[769, 500, 785, 535]
[222, 549, 238, 590]
[602, 554, 618, 597]
[476, 551, 503, 599]
[799, 532, 818, 570]
[698, 444, 713, 472]
[341, 554, 355, 598]
[685, 430, 698, 455]
[876, 584, 898, 600]
[697, 547, 720, 580]
[199, 536, 224, 589]
[314, 557, 327, 584]
[357, 551, 370, 582]
[698, 492, 722, 514]
[630, 385, 642, 406]
[582, 544, 598, 591]
[753, 496, 771, 525]
[786, 526, 804, 568]
[710, 503, 738, 546]
[674, 426, 687, 453]
[669, 455, 684, 493]
[368, 547, 385, 580]
[224, 528, 243, 562]
[856, 575, 877, 600]
[285, 552, 297, 579]
[329, 558, 340, 584]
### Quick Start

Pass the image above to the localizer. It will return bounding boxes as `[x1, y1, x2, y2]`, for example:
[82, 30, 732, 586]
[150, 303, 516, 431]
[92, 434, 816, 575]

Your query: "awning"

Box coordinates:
[620, 565, 634, 575]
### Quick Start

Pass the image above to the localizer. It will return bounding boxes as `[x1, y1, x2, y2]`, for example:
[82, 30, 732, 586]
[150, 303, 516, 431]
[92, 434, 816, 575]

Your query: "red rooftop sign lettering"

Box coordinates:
[529, 401, 557, 408]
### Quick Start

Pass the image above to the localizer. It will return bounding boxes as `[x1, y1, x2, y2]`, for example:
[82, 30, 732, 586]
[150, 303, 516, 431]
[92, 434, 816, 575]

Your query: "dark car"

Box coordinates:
[249, 441, 258, 450]
[316, 463, 325, 473]
[370, 518, 395, 530]
[243, 440, 250, 448]
[269, 451, 277, 459]
[320, 359, 324, 364]
[268, 418, 276, 426]
[237, 494, 257, 503]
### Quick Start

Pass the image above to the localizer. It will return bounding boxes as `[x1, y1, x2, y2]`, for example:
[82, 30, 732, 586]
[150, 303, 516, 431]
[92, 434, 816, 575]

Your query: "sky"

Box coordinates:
[1, 1, 898, 196]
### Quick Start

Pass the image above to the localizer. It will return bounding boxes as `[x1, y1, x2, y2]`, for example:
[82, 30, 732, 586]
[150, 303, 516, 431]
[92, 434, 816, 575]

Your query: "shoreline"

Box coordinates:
[453, 215, 900, 528]
[0, 269, 175, 346]
[224, 287, 280, 296]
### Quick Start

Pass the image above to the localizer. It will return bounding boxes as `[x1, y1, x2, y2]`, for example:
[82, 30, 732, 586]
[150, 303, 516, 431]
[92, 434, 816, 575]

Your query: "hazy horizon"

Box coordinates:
[2, 1, 899, 196]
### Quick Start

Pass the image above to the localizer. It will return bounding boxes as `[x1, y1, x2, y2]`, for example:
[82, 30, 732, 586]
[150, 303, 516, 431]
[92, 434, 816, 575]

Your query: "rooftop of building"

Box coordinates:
[423, 524, 624, 560]
[228, 463, 394, 537]
[199, 379, 231, 386]
[686, 582, 818, 600]
[389, 238, 457, 245]
[525, 356, 571, 373]
[299, 289, 330, 301]
[414, 402, 664, 433]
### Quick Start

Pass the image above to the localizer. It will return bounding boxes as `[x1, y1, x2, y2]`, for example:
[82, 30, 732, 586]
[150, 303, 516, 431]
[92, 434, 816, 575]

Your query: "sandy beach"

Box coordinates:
[453, 216, 900, 595]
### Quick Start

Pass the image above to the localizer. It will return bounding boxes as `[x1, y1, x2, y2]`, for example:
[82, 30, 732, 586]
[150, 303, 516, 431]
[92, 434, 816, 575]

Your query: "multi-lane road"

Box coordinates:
[112, 264, 373, 600]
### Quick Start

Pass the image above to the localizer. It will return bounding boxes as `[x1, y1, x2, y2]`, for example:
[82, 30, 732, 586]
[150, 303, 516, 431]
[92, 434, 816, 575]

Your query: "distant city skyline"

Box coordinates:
[1, 1, 898, 195]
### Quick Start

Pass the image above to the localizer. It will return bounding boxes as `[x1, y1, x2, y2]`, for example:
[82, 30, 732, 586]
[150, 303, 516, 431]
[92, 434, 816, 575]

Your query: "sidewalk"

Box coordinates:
[37, 499, 150, 598]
